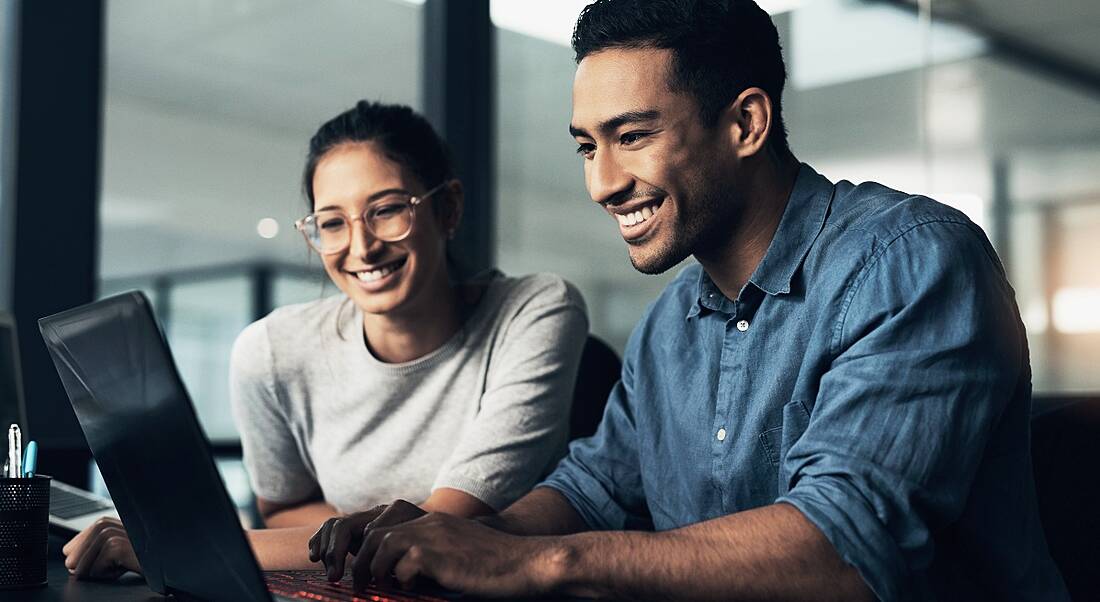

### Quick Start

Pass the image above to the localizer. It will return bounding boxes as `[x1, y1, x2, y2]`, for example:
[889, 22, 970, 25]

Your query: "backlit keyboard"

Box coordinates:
[265, 570, 449, 602]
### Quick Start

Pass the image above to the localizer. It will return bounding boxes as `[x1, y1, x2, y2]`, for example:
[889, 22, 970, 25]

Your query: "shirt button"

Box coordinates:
[716, 428, 727, 442]
[736, 319, 749, 332]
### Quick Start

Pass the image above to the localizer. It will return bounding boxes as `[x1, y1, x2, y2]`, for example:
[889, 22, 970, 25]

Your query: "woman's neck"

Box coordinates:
[361, 275, 463, 364]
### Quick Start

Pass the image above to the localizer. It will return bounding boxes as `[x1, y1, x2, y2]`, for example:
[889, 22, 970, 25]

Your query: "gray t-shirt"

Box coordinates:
[229, 272, 588, 513]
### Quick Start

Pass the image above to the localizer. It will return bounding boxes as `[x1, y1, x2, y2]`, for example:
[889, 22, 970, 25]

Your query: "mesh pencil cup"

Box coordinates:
[0, 475, 50, 589]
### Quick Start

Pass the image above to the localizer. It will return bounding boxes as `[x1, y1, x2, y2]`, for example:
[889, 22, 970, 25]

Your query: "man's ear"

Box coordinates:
[441, 179, 464, 239]
[721, 87, 775, 160]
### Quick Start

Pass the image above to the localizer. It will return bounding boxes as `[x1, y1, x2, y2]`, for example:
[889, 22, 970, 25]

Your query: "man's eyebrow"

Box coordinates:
[315, 187, 409, 212]
[569, 109, 661, 139]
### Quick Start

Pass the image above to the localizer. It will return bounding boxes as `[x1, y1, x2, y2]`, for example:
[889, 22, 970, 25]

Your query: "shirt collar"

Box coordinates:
[689, 163, 834, 318]
[689, 269, 732, 318]
[747, 163, 834, 296]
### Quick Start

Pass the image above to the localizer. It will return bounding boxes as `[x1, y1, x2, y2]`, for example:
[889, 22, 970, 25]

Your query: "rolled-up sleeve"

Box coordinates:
[777, 220, 1024, 600]
[539, 330, 652, 531]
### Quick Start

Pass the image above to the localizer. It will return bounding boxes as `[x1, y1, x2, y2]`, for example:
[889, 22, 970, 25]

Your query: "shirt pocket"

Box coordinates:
[758, 399, 812, 467]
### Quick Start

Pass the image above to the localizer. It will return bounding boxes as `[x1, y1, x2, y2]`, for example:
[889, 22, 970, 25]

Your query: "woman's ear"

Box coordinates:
[441, 179, 464, 239]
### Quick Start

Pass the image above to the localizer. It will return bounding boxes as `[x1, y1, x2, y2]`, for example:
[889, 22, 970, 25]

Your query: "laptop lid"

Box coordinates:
[0, 311, 28, 436]
[38, 292, 271, 602]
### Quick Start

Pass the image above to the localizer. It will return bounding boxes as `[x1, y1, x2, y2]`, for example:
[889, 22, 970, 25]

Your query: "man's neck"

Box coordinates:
[696, 155, 800, 300]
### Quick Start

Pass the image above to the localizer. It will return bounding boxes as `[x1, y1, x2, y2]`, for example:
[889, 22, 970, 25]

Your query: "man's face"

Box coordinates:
[571, 47, 737, 273]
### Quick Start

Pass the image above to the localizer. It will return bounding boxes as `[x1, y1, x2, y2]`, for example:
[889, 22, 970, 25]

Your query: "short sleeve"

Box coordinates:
[230, 320, 318, 505]
[777, 220, 1025, 600]
[539, 325, 652, 531]
[432, 276, 589, 511]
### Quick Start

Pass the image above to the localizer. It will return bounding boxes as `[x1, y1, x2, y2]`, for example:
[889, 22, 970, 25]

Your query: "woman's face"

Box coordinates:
[310, 142, 458, 316]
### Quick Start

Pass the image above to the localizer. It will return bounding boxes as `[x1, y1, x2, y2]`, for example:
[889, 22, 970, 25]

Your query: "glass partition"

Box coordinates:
[99, 0, 424, 438]
[99, 0, 425, 509]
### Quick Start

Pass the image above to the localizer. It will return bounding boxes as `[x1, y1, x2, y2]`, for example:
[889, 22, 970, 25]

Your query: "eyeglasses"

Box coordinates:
[295, 181, 449, 255]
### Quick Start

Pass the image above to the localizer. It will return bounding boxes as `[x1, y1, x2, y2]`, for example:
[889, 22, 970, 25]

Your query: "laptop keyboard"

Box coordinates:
[265, 570, 449, 602]
[49, 483, 114, 519]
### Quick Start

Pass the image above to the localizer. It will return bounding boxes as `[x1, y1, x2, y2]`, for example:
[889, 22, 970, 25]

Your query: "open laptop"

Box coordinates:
[0, 310, 119, 532]
[38, 292, 450, 602]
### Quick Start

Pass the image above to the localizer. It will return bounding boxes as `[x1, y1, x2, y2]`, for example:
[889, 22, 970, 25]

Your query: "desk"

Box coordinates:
[18, 561, 163, 601]
[15, 533, 162, 601]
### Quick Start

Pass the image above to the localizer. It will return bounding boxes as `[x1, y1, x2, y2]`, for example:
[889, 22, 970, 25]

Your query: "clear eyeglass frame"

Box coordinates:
[294, 181, 450, 255]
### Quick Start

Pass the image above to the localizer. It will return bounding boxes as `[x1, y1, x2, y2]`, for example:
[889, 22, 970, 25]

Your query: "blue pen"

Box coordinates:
[22, 441, 37, 478]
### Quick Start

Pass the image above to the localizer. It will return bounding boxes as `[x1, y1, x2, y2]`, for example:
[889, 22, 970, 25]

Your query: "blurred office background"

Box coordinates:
[2, 0, 1099, 520]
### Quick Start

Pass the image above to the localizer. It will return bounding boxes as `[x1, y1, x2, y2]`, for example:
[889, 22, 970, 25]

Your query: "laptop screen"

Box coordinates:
[39, 292, 270, 602]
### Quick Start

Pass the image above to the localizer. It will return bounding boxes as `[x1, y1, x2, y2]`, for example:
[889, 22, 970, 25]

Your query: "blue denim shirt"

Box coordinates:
[541, 165, 1068, 600]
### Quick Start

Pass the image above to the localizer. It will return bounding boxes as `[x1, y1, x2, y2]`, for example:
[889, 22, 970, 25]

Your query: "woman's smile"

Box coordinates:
[347, 256, 407, 292]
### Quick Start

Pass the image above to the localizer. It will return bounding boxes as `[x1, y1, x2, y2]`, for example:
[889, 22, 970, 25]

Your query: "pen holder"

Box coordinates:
[0, 475, 50, 589]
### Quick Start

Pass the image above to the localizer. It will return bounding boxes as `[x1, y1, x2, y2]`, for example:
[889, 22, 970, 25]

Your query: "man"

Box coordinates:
[312, 1, 1068, 599]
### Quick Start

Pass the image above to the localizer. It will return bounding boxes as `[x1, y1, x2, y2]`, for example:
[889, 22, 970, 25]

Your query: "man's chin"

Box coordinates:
[628, 244, 690, 275]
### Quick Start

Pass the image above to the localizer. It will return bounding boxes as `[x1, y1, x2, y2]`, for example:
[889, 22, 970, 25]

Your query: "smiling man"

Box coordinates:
[331, 1, 1069, 599]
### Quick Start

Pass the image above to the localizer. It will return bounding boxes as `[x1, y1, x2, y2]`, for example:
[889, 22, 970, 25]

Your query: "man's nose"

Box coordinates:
[587, 149, 632, 206]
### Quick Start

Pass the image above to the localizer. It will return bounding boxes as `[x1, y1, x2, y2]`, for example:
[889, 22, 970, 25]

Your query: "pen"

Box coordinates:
[23, 441, 37, 478]
[7, 424, 21, 478]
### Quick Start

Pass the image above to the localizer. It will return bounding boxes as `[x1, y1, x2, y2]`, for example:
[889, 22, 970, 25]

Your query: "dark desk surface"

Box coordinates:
[14, 533, 164, 601]
[16, 562, 163, 601]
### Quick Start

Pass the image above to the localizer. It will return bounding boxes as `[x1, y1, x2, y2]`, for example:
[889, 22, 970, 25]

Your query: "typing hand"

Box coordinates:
[353, 511, 551, 598]
[62, 516, 142, 580]
[308, 500, 425, 581]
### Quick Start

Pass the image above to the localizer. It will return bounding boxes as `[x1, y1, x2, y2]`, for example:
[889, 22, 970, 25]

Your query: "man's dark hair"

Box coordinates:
[302, 100, 455, 210]
[572, 0, 791, 158]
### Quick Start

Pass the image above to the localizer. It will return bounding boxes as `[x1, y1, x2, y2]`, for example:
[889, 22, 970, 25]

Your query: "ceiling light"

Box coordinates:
[256, 218, 279, 239]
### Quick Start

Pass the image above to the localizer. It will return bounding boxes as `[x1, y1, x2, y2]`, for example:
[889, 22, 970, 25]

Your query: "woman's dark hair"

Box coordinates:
[302, 100, 455, 209]
[572, 0, 791, 158]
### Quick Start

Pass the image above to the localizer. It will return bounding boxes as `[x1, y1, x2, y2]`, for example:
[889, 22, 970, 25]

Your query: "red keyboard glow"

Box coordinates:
[265, 569, 449, 602]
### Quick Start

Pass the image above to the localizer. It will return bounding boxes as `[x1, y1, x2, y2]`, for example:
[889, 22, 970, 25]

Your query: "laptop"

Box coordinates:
[0, 310, 119, 532]
[38, 292, 449, 602]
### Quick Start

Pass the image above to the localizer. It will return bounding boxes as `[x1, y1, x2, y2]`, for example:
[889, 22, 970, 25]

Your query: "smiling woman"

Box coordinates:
[61, 100, 590, 579]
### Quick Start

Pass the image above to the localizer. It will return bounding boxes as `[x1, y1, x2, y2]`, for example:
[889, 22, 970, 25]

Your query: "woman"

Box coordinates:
[62, 100, 588, 579]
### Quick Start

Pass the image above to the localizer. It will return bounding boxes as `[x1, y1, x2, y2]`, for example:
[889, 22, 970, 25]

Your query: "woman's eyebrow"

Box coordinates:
[315, 188, 410, 212]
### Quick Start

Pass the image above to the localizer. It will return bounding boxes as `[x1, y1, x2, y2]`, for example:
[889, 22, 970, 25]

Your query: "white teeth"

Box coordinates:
[355, 263, 399, 282]
[616, 203, 660, 227]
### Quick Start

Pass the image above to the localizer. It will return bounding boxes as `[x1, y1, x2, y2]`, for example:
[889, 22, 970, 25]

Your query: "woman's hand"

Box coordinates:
[308, 500, 426, 581]
[62, 517, 142, 580]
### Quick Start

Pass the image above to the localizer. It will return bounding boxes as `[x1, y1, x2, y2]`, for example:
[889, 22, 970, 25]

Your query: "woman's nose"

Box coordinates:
[347, 219, 385, 259]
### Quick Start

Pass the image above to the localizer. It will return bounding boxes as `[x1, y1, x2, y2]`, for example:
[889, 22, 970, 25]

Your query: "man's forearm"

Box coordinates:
[483, 487, 589, 536]
[545, 503, 873, 601]
[248, 526, 321, 570]
[264, 500, 339, 529]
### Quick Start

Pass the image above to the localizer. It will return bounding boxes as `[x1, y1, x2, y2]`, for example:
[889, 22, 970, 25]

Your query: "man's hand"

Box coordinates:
[308, 500, 426, 581]
[354, 511, 562, 597]
[62, 516, 142, 580]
